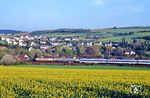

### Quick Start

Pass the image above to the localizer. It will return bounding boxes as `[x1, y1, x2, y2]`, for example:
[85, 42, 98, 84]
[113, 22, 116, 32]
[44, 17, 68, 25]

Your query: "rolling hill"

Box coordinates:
[0, 30, 24, 34]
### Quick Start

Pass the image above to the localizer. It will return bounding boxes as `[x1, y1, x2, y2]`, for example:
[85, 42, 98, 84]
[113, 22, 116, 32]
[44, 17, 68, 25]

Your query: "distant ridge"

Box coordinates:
[116, 26, 150, 29]
[0, 30, 24, 34]
[1, 26, 150, 35]
[31, 29, 90, 35]
[30, 26, 150, 35]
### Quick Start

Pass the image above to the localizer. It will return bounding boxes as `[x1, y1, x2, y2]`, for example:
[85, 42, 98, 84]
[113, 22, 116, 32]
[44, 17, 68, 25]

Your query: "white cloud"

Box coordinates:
[93, 0, 105, 6]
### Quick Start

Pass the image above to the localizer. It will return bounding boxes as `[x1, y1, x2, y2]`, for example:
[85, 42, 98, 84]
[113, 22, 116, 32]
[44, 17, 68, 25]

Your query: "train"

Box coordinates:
[35, 58, 150, 65]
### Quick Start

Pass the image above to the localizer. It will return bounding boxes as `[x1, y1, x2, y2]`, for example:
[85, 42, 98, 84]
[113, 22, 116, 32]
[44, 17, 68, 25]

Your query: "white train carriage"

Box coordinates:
[107, 59, 137, 64]
[79, 58, 107, 64]
[137, 60, 150, 65]
[79, 58, 150, 65]
[54, 58, 79, 62]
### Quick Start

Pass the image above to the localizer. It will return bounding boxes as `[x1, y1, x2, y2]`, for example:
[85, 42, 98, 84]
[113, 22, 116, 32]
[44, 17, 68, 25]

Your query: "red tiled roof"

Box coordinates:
[17, 54, 30, 62]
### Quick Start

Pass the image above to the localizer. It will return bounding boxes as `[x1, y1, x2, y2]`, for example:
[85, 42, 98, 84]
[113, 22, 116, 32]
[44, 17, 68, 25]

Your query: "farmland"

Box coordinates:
[98, 31, 150, 42]
[0, 66, 150, 97]
[32, 31, 150, 42]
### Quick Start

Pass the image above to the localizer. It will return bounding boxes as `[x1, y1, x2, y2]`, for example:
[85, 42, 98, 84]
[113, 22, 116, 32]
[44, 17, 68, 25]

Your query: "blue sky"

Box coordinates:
[0, 0, 150, 31]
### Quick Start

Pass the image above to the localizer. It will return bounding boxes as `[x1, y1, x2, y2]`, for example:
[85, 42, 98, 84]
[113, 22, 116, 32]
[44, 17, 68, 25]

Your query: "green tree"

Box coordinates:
[29, 49, 43, 61]
[78, 45, 85, 55]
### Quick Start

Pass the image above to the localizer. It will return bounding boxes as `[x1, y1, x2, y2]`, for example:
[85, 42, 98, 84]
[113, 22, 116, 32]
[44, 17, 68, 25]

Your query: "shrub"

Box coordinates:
[0, 54, 16, 65]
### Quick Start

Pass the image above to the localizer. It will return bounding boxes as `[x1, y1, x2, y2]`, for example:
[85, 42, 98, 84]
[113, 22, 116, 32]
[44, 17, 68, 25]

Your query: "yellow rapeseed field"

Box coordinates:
[0, 67, 150, 97]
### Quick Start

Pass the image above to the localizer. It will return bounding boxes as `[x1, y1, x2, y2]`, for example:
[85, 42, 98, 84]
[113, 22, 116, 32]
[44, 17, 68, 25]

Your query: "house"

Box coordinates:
[13, 41, 18, 45]
[1, 36, 6, 41]
[14, 37, 20, 40]
[86, 42, 93, 46]
[67, 43, 73, 47]
[40, 45, 49, 50]
[20, 36, 24, 39]
[40, 41, 47, 45]
[51, 42, 61, 46]
[94, 42, 102, 46]
[124, 51, 136, 55]
[6, 38, 11, 43]
[29, 47, 34, 52]
[130, 51, 136, 55]
[104, 43, 112, 47]
[72, 38, 79, 41]
[81, 42, 85, 46]
[19, 42, 27, 47]
[64, 37, 71, 41]
[30, 42, 37, 46]
[16, 54, 30, 62]
[49, 37, 57, 41]
[19, 39, 24, 43]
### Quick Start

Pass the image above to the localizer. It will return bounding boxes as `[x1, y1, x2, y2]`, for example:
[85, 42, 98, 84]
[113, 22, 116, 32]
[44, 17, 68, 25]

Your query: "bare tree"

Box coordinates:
[0, 54, 16, 65]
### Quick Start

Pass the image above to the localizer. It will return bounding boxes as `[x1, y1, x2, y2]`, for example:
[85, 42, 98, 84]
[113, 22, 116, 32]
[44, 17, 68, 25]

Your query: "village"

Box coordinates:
[1, 33, 149, 65]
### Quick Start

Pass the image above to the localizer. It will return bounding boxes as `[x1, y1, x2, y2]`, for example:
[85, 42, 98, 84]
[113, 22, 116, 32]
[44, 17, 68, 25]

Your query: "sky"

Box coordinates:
[0, 0, 150, 31]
